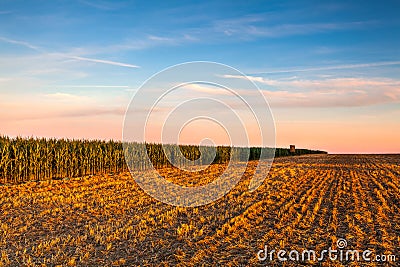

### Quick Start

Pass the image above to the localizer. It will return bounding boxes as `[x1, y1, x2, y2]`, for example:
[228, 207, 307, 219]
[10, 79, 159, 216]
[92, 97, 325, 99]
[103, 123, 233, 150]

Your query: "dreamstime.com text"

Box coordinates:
[257, 238, 396, 263]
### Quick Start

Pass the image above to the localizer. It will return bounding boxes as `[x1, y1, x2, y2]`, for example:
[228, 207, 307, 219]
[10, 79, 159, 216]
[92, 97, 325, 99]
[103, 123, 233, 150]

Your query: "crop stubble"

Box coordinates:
[0, 154, 399, 266]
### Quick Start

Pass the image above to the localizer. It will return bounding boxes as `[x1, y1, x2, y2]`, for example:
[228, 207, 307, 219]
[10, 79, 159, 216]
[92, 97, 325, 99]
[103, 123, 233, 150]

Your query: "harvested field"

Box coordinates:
[0, 154, 399, 266]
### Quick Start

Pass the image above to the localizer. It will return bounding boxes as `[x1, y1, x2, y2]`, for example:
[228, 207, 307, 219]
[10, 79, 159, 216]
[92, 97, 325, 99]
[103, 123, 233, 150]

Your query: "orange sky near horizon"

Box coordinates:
[2, 109, 399, 154]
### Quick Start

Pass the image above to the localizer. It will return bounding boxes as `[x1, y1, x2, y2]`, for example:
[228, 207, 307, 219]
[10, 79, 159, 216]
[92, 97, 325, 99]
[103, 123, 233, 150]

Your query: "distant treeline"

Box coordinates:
[0, 136, 326, 184]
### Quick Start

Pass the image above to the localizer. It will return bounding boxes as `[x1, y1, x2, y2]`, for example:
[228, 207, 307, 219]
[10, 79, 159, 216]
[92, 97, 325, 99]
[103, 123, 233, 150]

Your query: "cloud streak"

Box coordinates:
[0, 36, 40, 51]
[0, 96, 126, 121]
[69, 56, 140, 68]
[79, 0, 114, 10]
[184, 83, 232, 95]
[248, 61, 400, 74]
[213, 14, 376, 39]
[222, 74, 400, 108]
[44, 92, 89, 102]
[0, 36, 141, 69]
[59, 85, 131, 88]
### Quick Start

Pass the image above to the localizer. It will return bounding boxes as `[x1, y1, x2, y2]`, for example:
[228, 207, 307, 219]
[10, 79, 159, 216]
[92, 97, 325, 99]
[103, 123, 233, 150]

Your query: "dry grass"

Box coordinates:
[0, 154, 399, 266]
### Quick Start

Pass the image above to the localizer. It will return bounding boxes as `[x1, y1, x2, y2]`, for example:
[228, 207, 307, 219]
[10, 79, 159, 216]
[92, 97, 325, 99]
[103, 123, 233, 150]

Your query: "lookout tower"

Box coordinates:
[290, 145, 295, 155]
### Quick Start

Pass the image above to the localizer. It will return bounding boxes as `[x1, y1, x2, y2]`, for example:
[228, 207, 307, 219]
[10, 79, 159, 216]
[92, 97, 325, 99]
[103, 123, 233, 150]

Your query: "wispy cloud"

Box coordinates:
[0, 36, 141, 69]
[213, 14, 376, 39]
[59, 85, 131, 88]
[248, 61, 400, 74]
[1, 91, 126, 121]
[44, 92, 88, 102]
[104, 34, 197, 52]
[78, 0, 124, 11]
[228, 75, 400, 88]
[184, 83, 231, 95]
[222, 74, 400, 107]
[0, 105, 126, 121]
[58, 107, 126, 118]
[69, 56, 140, 68]
[0, 36, 40, 51]
[0, 77, 11, 82]
[147, 35, 174, 42]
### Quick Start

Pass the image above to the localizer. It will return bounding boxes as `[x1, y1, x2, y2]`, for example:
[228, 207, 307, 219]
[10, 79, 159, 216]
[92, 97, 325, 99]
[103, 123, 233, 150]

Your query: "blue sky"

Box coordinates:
[0, 0, 399, 153]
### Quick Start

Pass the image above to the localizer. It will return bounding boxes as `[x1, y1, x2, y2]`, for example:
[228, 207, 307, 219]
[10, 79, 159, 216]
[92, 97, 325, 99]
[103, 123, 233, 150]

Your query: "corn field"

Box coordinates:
[0, 136, 326, 184]
[0, 136, 127, 184]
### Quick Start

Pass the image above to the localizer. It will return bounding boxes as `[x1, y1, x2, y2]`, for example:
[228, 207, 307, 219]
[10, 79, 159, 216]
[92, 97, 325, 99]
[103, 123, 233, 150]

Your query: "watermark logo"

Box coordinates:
[122, 61, 275, 207]
[336, 238, 347, 249]
[257, 238, 396, 263]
